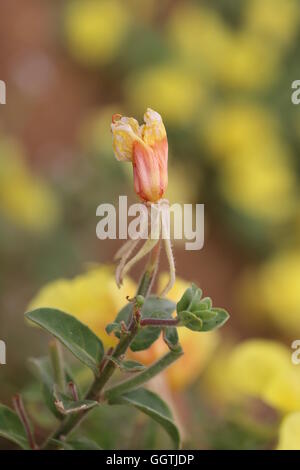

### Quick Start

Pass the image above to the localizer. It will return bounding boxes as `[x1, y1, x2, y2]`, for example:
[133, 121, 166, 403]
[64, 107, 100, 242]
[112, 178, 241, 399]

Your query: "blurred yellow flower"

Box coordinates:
[27, 265, 136, 349]
[240, 251, 300, 336]
[168, 4, 280, 90]
[132, 274, 219, 391]
[125, 65, 203, 126]
[218, 148, 296, 223]
[63, 0, 130, 66]
[277, 412, 300, 450]
[227, 340, 300, 414]
[203, 103, 279, 159]
[167, 5, 232, 80]
[202, 103, 297, 223]
[218, 32, 280, 90]
[245, 0, 299, 47]
[0, 137, 60, 233]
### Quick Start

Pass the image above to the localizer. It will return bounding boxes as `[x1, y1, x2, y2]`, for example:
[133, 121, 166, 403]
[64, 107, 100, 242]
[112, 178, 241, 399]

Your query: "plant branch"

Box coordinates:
[104, 348, 183, 401]
[42, 257, 160, 449]
[140, 317, 179, 327]
[137, 240, 161, 297]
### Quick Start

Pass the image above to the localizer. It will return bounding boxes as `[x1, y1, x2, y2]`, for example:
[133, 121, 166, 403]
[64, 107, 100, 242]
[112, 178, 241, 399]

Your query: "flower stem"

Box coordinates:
[137, 240, 161, 297]
[105, 348, 183, 401]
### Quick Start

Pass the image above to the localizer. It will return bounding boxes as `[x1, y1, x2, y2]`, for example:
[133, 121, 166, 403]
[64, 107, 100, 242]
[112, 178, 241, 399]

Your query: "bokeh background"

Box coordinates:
[1, 0, 300, 450]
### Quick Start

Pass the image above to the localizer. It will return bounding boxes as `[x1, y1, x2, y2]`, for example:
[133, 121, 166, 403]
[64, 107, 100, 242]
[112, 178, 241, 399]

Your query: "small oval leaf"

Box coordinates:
[179, 311, 203, 331]
[25, 308, 104, 375]
[109, 388, 180, 449]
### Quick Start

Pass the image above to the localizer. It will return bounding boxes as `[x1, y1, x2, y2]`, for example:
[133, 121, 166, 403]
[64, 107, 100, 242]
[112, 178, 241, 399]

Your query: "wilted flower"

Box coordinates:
[111, 108, 168, 202]
[111, 109, 175, 295]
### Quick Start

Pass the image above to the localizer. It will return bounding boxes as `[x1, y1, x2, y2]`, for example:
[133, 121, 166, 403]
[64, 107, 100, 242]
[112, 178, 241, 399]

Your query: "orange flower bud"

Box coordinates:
[111, 108, 168, 202]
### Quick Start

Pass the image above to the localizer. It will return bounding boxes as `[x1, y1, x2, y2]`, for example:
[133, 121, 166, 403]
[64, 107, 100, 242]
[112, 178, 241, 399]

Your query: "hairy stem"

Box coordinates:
[137, 240, 161, 297]
[140, 317, 179, 327]
[105, 349, 183, 401]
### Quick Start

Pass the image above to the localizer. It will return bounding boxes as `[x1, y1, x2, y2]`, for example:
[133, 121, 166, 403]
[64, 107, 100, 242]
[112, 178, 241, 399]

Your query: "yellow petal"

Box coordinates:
[277, 412, 300, 450]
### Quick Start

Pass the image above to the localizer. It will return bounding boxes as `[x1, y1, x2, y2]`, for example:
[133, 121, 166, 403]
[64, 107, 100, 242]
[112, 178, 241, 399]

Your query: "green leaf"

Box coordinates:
[176, 284, 229, 332]
[28, 356, 62, 420]
[197, 307, 229, 331]
[51, 437, 102, 450]
[121, 360, 146, 372]
[53, 389, 98, 415]
[25, 308, 104, 375]
[0, 405, 29, 449]
[114, 296, 176, 352]
[109, 388, 180, 449]
[177, 284, 202, 314]
[106, 356, 146, 372]
[105, 322, 122, 336]
[131, 312, 171, 352]
[198, 297, 212, 310]
[163, 327, 179, 351]
[178, 311, 203, 331]
[115, 296, 176, 324]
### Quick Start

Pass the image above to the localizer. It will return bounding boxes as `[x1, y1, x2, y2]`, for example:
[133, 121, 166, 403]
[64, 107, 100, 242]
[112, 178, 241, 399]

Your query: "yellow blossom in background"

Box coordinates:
[132, 274, 220, 391]
[63, 0, 130, 66]
[167, 5, 232, 80]
[26, 265, 136, 348]
[0, 137, 60, 233]
[277, 412, 300, 450]
[218, 148, 296, 223]
[218, 32, 280, 90]
[168, 4, 280, 90]
[239, 251, 300, 337]
[203, 103, 279, 160]
[201, 341, 237, 404]
[125, 65, 203, 126]
[245, 0, 299, 48]
[226, 340, 300, 414]
[202, 103, 297, 223]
